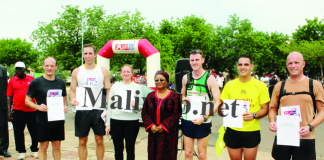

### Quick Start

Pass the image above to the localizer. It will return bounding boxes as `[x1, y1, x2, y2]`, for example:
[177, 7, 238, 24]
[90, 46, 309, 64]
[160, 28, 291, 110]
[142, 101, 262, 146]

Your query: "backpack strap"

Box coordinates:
[309, 79, 317, 115]
[277, 80, 286, 114]
[205, 73, 213, 101]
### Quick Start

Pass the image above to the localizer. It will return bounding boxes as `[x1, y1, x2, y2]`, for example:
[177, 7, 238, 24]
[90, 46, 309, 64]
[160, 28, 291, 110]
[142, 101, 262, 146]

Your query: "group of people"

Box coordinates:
[0, 45, 323, 160]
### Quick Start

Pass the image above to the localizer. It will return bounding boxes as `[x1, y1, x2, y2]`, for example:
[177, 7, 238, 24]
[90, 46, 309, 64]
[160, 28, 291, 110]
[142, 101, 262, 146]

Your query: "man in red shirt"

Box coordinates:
[7, 62, 38, 159]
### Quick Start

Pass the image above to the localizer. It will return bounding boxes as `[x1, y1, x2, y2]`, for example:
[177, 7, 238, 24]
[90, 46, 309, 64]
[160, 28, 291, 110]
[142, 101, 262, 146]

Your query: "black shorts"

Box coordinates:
[75, 110, 106, 137]
[272, 136, 316, 160]
[181, 119, 211, 139]
[224, 127, 260, 149]
[37, 123, 65, 142]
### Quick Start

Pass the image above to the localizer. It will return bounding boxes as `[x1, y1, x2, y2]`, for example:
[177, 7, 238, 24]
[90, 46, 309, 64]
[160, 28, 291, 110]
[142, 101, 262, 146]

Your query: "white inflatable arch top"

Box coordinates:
[97, 39, 161, 88]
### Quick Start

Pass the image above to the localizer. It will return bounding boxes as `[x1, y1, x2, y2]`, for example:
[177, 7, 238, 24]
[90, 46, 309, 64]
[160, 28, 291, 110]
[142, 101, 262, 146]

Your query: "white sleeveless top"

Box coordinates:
[77, 65, 105, 110]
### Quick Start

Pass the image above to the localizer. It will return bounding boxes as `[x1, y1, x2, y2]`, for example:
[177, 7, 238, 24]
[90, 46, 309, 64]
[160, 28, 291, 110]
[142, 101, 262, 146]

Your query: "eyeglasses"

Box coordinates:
[190, 49, 203, 56]
[155, 79, 166, 82]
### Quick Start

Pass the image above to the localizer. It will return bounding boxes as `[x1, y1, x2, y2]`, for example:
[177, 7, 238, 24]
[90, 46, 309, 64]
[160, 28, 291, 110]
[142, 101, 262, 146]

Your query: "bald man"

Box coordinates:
[268, 52, 324, 160]
[26, 57, 68, 160]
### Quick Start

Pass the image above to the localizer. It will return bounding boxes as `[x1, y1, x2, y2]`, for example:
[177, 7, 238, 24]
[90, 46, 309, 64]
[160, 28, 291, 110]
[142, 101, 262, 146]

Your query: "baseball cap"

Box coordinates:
[15, 61, 25, 68]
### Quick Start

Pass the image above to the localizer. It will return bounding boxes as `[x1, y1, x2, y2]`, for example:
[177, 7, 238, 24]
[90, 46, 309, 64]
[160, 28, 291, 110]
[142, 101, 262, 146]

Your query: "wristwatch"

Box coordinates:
[253, 113, 257, 119]
[203, 116, 208, 122]
[308, 124, 314, 131]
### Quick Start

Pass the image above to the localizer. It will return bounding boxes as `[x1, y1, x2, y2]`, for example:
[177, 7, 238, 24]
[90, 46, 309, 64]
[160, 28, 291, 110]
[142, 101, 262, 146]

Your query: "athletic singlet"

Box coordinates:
[184, 71, 212, 123]
[77, 65, 105, 110]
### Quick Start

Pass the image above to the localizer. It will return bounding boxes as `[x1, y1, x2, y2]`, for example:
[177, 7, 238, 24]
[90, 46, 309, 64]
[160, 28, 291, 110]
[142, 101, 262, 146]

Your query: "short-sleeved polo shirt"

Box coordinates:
[7, 75, 36, 112]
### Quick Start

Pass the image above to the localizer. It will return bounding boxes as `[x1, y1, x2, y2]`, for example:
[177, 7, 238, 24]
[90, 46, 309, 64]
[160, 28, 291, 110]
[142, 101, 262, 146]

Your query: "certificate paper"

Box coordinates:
[47, 97, 65, 121]
[186, 96, 206, 121]
[277, 116, 300, 146]
[76, 87, 92, 110]
[223, 100, 244, 128]
[119, 88, 135, 113]
[281, 105, 302, 122]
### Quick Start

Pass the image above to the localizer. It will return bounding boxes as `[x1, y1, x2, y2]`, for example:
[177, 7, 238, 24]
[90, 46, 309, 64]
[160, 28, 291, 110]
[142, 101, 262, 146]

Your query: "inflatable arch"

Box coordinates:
[97, 39, 161, 87]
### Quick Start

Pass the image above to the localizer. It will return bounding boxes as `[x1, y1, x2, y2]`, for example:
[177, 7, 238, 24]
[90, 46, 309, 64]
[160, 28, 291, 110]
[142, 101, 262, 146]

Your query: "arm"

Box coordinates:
[105, 84, 115, 135]
[25, 95, 47, 112]
[7, 96, 13, 121]
[63, 96, 68, 113]
[181, 74, 190, 104]
[102, 66, 111, 106]
[206, 75, 221, 119]
[268, 83, 281, 132]
[69, 68, 79, 106]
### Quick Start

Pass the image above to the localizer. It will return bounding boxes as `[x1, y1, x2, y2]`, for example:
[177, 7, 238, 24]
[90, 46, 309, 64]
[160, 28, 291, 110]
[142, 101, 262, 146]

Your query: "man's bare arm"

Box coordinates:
[206, 76, 221, 118]
[255, 102, 269, 119]
[25, 96, 39, 110]
[69, 67, 79, 102]
[181, 74, 187, 101]
[101, 67, 111, 106]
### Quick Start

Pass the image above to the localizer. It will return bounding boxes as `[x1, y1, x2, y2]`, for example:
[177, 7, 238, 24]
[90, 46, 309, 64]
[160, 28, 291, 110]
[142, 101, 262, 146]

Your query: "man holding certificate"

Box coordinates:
[69, 44, 111, 160]
[220, 55, 270, 160]
[269, 52, 324, 160]
[25, 57, 68, 160]
[181, 49, 221, 160]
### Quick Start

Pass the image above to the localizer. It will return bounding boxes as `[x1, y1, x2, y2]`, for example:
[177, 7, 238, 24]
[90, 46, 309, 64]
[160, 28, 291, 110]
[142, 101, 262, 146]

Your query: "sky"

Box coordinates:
[1, 0, 323, 44]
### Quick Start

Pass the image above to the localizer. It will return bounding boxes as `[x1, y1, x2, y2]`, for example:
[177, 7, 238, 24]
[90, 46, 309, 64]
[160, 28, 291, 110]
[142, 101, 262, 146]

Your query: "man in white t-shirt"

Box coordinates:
[260, 72, 269, 88]
[216, 72, 225, 91]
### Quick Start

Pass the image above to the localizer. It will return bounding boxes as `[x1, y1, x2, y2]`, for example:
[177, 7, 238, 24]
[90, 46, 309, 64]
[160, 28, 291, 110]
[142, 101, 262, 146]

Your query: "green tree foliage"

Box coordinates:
[292, 17, 324, 41]
[0, 38, 38, 69]
[279, 40, 324, 77]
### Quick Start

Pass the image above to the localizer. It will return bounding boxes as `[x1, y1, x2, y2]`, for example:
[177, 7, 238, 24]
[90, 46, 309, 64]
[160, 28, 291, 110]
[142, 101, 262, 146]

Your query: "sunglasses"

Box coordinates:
[155, 79, 166, 82]
[190, 49, 203, 56]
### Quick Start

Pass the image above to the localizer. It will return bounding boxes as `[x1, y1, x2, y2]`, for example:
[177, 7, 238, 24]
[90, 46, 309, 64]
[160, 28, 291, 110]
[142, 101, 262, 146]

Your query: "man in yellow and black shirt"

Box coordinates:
[220, 55, 270, 160]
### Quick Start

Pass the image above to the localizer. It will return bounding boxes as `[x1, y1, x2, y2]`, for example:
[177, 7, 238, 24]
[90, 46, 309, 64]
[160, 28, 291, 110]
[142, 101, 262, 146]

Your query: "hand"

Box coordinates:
[243, 112, 253, 121]
[192, 116, 204, 125]
[269, 122, 277, 132]
[182, 97, 191, 106]
[151, 125, 159, 133]
[38, 104, 48, 112]
[70, 98, 79, 106]
[64, 106, 68, 113]
[156, 126, 164, 133]
[105, 125, 110, 135]
[7, 112, 12, 122]
[131, 100, 135, 108]
[299, 126, 310, 137]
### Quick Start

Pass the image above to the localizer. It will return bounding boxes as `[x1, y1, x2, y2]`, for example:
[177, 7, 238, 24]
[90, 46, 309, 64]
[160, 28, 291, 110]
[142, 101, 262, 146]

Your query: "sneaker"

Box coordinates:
[18, 153, 25, 160]
[32, 152, 38, 158]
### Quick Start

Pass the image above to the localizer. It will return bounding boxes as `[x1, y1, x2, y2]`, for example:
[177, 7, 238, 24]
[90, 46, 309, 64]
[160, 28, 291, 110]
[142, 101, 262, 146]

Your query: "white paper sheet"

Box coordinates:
[76, 87, 92, 110]
[118, 88, 135, 113]
[223, 100, 244, 128]
[277, 115, 300, 146]
[47, 97, 65, 121]
[281, 105, 302, 122]
[184, 96, 206, 121]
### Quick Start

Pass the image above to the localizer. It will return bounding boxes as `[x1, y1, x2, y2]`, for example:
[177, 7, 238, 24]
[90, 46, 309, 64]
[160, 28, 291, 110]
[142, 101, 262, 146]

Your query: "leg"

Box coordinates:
[26, 111, 38, 152]
[51, 141, 61, 160]
[94, 135, 104, 160]
[124, 120, 139, 160]
[183, 135, 195, 160]
[79, 136, 88, 160]
[197, 135, 210, 160]
[243, 146, 259, 160]
[0, 111, 9, 153]
[111, 119, 125, 160]
[12, 111, 27, 153]
[227, 147, 243, 160]
[38, 141, 49, 160]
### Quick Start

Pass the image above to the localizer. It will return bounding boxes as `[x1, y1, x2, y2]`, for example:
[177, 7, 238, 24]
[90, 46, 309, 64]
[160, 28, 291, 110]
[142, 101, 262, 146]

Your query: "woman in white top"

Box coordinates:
[105, 64, 143, 160]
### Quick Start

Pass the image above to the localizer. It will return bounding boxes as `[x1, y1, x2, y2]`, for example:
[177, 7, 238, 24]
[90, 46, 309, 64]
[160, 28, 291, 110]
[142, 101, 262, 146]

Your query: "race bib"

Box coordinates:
[84, 76, 98, 87]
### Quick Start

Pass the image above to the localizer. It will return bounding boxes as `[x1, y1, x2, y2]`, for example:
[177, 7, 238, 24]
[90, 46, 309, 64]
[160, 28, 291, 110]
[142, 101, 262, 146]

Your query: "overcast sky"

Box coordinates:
[1, 0, 323, 43]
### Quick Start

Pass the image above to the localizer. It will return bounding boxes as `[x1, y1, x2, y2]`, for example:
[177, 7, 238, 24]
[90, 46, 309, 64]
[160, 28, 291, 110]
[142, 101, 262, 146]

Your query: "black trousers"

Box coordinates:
[0, 109, 9, 153]
[12, 110, 38, 153]
[111, 119, 139, 160]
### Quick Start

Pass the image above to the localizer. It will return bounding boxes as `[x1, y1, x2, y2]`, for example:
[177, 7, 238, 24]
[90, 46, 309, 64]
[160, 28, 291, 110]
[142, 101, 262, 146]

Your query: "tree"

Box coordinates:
[292, 17, 324, 42]
[279, 40, 324, 77]
[0, 38, 38, 69]
[31, 5, 106, 70]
